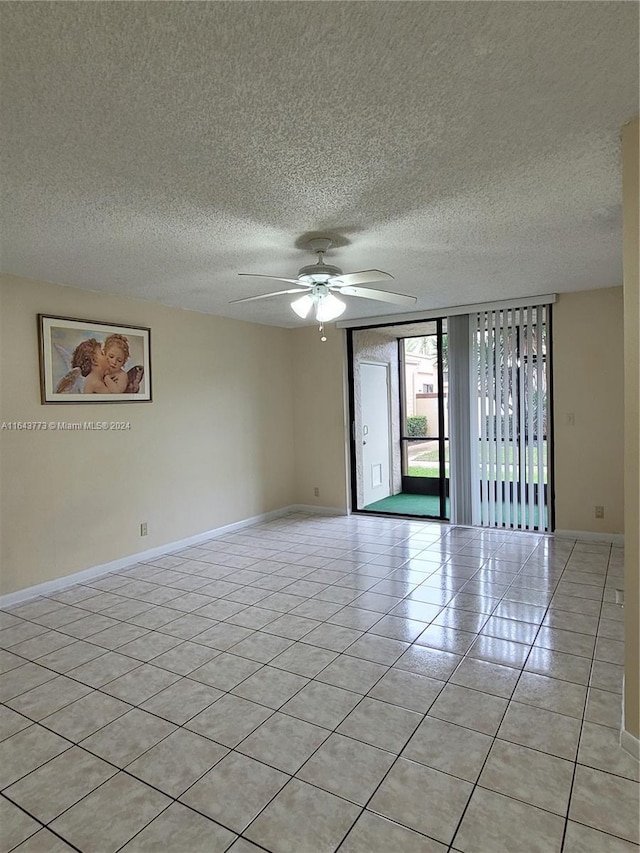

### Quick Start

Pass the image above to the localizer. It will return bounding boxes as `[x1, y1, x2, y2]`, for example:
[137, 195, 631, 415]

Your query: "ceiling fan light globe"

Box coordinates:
[316, 293, 346, 322]
[291, 294, 314, 319]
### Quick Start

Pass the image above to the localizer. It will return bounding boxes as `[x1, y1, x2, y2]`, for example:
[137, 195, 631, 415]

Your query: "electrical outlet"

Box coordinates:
[594, 506, 604, 519]
[314, 487, 320, 497]
[140, 522, 148, 536]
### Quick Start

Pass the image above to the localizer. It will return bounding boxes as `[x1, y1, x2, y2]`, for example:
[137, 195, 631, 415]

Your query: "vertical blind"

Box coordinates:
[448, 314, 474, 526]
[473, 304, 550, 531]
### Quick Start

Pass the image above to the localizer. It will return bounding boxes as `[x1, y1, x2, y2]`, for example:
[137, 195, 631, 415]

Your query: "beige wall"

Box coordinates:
[290, 325, 349, 511]
[415, 396, 447, 438]
[0, 274, 296, 595]
[622, 117, 639, 740]
[553, 287, 625, 534]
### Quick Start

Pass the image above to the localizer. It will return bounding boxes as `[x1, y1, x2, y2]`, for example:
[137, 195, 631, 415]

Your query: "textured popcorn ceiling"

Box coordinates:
[1, 2, 638, 327]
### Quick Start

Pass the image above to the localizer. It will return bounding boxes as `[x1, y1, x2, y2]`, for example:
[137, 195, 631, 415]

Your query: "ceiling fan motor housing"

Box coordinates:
[297, 262, 342, 282]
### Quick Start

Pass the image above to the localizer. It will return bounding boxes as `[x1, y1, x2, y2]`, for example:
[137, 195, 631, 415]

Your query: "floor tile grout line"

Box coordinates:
[109, 798, 181, 853]
[2, 711, 239, 849]
[3, 650, 284, 771]
[331, 676, 464, 850]
[3, 656, 170, 721]
[0, 790, 85, 853]
[107, 722, 299, 853]
[4, 611, 370, 749]
[51, 742, 230, 850]
[2, 656, 237, 787]
[3, 702, 177, 801]
[175, 639, 395, 785]
[0, 793, 43, 850]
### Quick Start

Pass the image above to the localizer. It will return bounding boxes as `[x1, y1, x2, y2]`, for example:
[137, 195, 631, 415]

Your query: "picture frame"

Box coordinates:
[38, 314, 152, 403]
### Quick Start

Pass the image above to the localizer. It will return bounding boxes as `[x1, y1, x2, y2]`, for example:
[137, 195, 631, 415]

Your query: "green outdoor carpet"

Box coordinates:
[364, 493, 449, 518]
[363, 492, 548, 528]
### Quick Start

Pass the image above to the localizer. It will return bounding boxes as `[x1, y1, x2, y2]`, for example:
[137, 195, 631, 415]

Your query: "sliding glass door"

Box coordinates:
[347, 301, 553, 528]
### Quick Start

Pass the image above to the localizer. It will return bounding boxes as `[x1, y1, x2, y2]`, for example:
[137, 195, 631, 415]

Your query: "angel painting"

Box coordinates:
[39, 316, 151, 403]
[55, 336, 144, 395]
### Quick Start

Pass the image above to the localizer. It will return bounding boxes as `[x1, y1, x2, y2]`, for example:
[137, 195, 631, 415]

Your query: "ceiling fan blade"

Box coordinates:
[238, 273, 303, 286]
[336, 285, 417, 306]
[229, 288, 309, 305]
[330, 269, 394, 287]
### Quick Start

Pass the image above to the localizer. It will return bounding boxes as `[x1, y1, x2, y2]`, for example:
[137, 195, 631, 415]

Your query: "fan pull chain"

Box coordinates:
[319, 322, 327, 342]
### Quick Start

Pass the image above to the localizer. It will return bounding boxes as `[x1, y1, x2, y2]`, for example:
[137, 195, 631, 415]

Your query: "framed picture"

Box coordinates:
[38, 315, 152, 403]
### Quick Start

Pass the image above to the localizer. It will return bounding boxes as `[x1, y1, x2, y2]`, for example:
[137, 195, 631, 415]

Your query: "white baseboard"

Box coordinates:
[0, 504, 347, 609]
[554, 529, 624, 546]
[620, 682, 640, 761]
[620, 727, 640, 761]
[289, 504, 346, 516]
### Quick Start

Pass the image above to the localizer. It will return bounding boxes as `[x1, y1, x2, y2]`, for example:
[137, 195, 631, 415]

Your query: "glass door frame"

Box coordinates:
[398, 318, 449, 520]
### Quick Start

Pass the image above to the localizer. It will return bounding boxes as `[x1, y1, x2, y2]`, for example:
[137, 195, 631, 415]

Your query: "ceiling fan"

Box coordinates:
[231, 237, 417, 338]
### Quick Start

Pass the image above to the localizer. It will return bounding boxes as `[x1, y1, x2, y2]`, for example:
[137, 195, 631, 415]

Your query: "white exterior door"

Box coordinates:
[361, 362, 391, 506]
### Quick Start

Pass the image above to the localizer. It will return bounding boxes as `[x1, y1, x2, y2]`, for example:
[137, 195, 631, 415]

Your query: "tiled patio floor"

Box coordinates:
[1, 512, 638, 852]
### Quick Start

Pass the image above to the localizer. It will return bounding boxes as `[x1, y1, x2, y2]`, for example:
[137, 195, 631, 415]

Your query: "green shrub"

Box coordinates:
[406, 415, 428, 437]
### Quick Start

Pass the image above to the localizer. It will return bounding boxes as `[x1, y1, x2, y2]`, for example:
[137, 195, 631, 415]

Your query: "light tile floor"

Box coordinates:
[1, 513, 638, 853]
